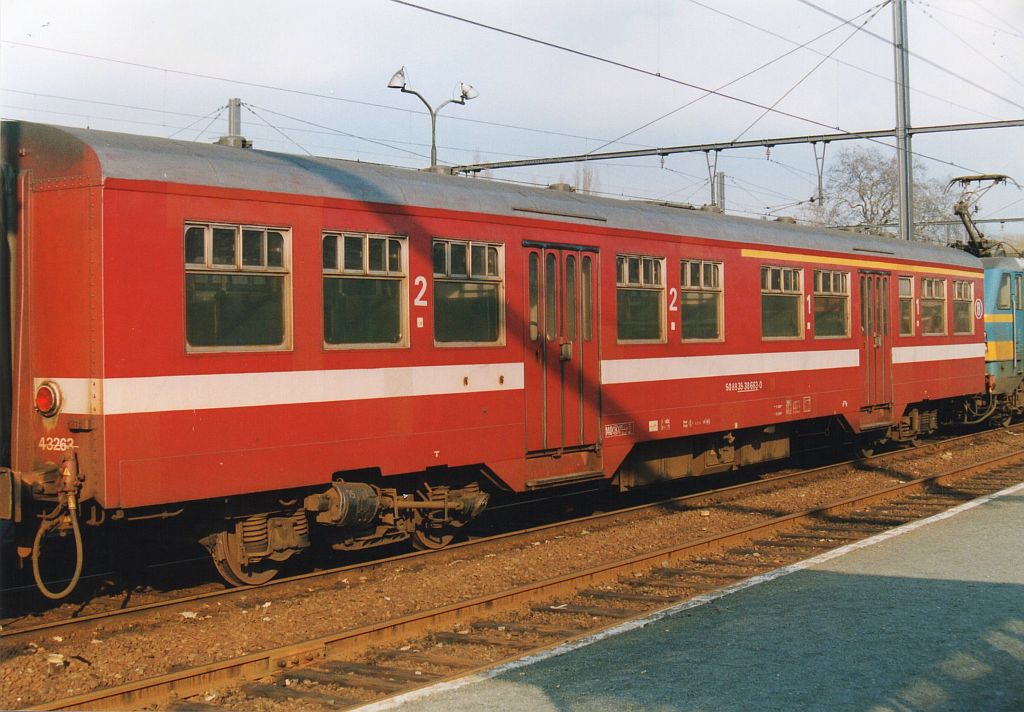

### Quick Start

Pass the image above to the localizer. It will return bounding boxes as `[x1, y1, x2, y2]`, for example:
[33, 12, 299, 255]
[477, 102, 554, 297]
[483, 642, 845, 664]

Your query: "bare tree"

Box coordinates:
[803, 146, 950, 242]
[574, 163, 599, 195]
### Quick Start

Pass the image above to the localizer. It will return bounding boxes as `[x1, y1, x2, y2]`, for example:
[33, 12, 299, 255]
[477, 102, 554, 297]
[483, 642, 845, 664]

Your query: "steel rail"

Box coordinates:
[29, 447, 1024, 711]
[0, 426, 1010, 645]
[0, 426, 993, 645]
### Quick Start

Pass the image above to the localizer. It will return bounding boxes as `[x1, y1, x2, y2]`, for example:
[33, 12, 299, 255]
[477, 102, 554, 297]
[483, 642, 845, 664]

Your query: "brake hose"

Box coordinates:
[31, 497, 84, 600]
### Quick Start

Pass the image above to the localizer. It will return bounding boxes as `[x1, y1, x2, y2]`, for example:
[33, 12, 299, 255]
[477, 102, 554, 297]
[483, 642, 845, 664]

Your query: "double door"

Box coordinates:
[860, 272, 892, 409]
[524, 244, 600, 454]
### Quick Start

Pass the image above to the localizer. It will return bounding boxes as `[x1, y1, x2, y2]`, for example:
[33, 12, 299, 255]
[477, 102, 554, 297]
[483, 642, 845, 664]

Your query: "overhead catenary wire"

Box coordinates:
[242, 103, 313, 156]
[191, 106, 228, 143]
[2, 6, 1014, 224]
[910, 0, 1024, 92]
[585, 2, 890, 154]
[0, 87, 222, 124]
[0, 88, 541, 164]
[0, 39, 659, 150]
[2, 9, 1013, 188]
[244, 103, 433, 162]
[731, 1, 890, 142]
[389, 1, 998, 179]
[686, 0, 1001, 122]
[797, 0, 1024, 112]
[963, 0, 1024, 42]
[167, 103, 227, 139]
[3, 86, 754, 202]
[388, 0, 910, 136]
[0, 102, 227, 136]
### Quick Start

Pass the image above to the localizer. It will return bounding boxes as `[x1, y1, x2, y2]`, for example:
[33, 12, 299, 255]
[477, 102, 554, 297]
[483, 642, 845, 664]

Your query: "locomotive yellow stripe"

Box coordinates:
[985, 314, 1014, 323]
[740, 248, 981, 278]
[987, 340, 1015, 361]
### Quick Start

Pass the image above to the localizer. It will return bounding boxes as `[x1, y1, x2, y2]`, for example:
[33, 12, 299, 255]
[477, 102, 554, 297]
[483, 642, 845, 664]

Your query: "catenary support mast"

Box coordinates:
[893, 0, 914, 240]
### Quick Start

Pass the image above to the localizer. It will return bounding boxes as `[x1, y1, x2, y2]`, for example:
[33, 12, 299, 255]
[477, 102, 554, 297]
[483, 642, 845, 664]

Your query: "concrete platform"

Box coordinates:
[363, 482, 1024, 712]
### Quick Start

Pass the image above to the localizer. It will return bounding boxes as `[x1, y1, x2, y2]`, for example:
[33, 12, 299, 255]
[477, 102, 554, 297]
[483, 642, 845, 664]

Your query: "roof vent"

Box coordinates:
[643, 200, 698, 211]
[774, 216, 798, 224]
[215, 98, 252, 149]
[547, 183, 576, 192]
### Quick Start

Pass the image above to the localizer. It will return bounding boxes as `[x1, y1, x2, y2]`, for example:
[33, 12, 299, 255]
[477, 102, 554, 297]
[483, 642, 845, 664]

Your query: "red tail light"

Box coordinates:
[35, 382, 60, 417]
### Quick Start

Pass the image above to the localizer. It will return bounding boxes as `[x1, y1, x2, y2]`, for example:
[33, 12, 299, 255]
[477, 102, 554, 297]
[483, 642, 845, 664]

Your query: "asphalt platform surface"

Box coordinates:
[364, 482, 1024, 712]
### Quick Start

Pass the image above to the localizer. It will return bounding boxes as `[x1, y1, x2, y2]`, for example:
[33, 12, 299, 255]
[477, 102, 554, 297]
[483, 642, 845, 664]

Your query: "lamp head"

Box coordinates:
[387, 67, 408, 90]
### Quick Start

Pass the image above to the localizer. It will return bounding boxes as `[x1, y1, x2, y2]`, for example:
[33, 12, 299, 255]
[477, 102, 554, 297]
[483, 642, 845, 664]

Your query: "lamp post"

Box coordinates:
[387, 66, 478, 171]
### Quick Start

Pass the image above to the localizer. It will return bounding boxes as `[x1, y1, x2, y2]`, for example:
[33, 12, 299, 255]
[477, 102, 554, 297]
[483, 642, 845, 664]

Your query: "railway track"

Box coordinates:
[20, 436, 1024, 711]
[0, 425, 1004, 644]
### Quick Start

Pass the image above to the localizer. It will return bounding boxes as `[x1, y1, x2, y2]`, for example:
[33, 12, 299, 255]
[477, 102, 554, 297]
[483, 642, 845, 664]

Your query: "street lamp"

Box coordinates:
[387, 66, 478, 171]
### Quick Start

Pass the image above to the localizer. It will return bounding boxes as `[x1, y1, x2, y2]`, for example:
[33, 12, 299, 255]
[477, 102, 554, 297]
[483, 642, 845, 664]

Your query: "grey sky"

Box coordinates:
[1, 0, 1021, 229]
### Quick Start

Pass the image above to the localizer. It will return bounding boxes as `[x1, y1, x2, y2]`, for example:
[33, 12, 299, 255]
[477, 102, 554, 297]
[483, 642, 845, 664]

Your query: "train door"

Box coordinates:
[860, 272, 892, 409]
[1014, 273, 1024, 373]
[523, 244, 600, 454]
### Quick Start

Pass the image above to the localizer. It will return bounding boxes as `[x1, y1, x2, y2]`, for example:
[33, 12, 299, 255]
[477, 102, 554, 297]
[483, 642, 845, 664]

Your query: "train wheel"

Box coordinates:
[210, 529, 278, 587]
[410, 526, 457, 551]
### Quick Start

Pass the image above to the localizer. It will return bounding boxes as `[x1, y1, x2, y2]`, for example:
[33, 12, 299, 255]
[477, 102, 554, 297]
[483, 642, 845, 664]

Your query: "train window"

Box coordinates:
[212, 227, 236, 265]
[616, 254, 665, 342]
[566, 255, 577, 341]
[432, 239, 504, 345]
[528, 253, 540, 342]
[344, 236, 363, 272]
[323, 232, 406, 347]
[679, 259, 722, 341]
[242, 229, 262, 266]
[582, 256, 594, 342]
[267, 232, 284, 268]
[953, 280, 973, 335]
[997, 274, 1011, 309]
[184, 223, 291, 350]
[920, 278, 947, 335]
[898, 276, 914, 336]
[185, 226, 205, 264]
[760, 266, 803, 339]
[1016, 275, 1023, 310]
[813, 270, 849, 338]
[545, 253, 558, 342]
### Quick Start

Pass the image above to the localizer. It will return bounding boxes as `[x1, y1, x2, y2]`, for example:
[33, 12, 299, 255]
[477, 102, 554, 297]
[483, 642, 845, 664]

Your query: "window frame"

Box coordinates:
[184, 222, 292, 353]
[760, 265, 804, 340]
[997, 273, 1012, 310]
[432, 238, 506, 347]
[898, 275, 915, 336]
[679, 258, 724, 342]
[616, 253, 666, 344]
[321, 231, 409, 350]
[920, 277, 948, 336]
[811, 269, 850, 339]
[952, 279, 974, 335]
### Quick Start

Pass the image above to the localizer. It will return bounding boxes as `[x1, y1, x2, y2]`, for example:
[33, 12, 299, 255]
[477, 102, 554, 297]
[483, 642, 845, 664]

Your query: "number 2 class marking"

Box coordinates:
[414, 275, 428, 306]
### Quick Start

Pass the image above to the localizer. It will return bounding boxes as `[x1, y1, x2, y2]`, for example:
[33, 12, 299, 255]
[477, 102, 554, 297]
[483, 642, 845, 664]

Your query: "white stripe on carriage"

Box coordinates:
[600, 349, 860, 386]
[37, 363, 525, 415]
[891, 343, 986, 364]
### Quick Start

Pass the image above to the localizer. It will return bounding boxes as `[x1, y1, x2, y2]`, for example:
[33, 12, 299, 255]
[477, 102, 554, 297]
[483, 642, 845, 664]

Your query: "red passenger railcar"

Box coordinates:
[0, 122, 986, 594]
